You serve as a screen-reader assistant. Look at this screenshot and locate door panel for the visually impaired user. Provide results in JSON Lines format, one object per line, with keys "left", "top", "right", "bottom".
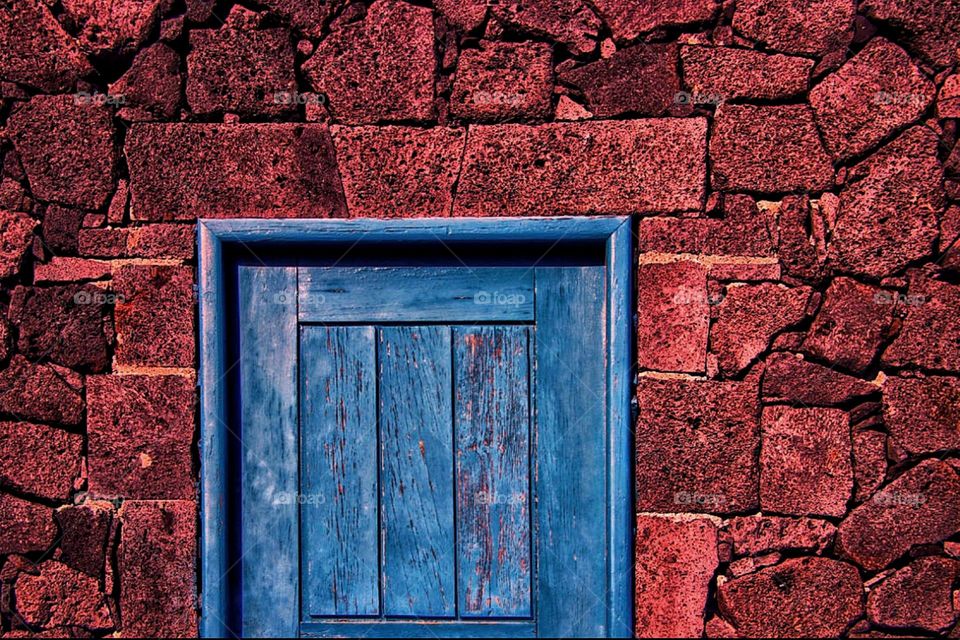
{"left": 454, "top": 326, "right": 532, "bottom": 618}
{"left": 535, "top": 267, "right": 608, "bottom": 638}
{"left": 300, "top": 326, "right": 379, "bottom": 617}
{"left": 223, "top": 254, "right": 629, "bottom": 638}
{"left": 378, "top": 326, "right": 456, "bottom": 617}
{"left": 237, "top": 265, "right": 300, "bottom": 638}
{"left": 298, "top": 267, "right": 534, "bottom": 322}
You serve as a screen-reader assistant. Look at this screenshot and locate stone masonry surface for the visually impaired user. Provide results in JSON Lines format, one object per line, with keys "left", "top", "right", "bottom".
{"left": 1, "top": 0, "right": 959, "bottom": 636}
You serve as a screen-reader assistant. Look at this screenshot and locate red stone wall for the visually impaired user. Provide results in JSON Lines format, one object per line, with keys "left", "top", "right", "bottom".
{"left": 1, "top": 0, "right": 959, "bottom": 637}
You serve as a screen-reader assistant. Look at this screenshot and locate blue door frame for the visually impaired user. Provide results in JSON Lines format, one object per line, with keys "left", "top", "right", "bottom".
{"left": 197, "top": 217, "right": 635, "bottom": 638}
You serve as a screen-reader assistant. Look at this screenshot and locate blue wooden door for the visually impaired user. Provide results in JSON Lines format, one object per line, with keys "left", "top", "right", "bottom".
{"left": 232, "top": 264, "right": 623, "bottom": 638}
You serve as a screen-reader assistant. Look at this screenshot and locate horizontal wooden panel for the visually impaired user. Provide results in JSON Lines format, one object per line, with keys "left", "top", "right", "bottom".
{"left": 298, "top": 267, "right": 533, "bottom": 322}
{"left": 300, "top": 621, "right": 536, "bottom": 638}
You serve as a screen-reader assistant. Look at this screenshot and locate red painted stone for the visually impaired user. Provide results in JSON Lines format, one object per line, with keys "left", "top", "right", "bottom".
{"left": 727, "top": 515, "right": 836, "bottom": 557}
{"left": 637, "top": 261, "right": 709, "bottom": 373}
{"left": 867, "top": 556, "right": 960, "bottom": 632}
{"left": 60, "top": 0, "right": 162, "bottom": 57}
{"left": 41, "top": 206, "right": 85, "bottom": 256}
{"left": 77, "top": 227, "right": 127, "bottom": 258}
{"left": 493, "top": 0, "right": 601, "bottom": 57}
{"left": 852, "top": 430, "right": 887, "bottom": 502}
{"left": 435, "top": 0, "right": 486, "bottom": 32}
{"left": 113, "top": 264, "right": 194, "bottom": 367}
{"left": 0, "top": 356, "right": 84, "bottom": 426}
{"left": 7, "top": 96, "right": 117, "bottom": 210}
{"left": 54, "top": 502, "right": 113, "bottom": 579}
{"left": 454, "top": 119, "right": 707, "bottom": 216}
{"left": 257, "top": 0, "right": 342, "bottom": 38}
{"left": 717, "top": 557, "right": 864, "bottom": 637}
{"left": 558, "top": 43, "right": 679, "bottom": 117}
{"left": 33, "top": 258, "right": 110, "bottom": 284}
{"left": 710, "top": 104, "right": 834, "bottom": 193}
{"left": 0, "top": 422, "right": 81, "bottom": 501}
{"left": 87, "top": 374, "right": 195, "bottom": 500}
{"left": 810, "top": 38, "right": 935, "bottom": 161}
{"left": 187, "top": 28, "right": 296, "bottom": 117}
{"left": 778, "top": 195, "right": 830, "bottom": 284}
{"left": 9, "top": 284, "right": 111, "bottom": 372}
{"left": 733, "top": 0, "right": 855, "bottom": 55}
{"left": 118, "top": 501, "right": 197, "bottom": 637}
{"left": 829, "top": 127, "right": 943, "bottom": 279}
{"left": 762, "top": 352, "right": 877, "bottom": 406}
{"left": 861, "top": 0, "right": 960, "bottom": 67}
{"left": 0, "top": 209, "right": 37, "bottom": 279}
{"left": 883, "top": 376, "right": 960, "bottom": 455}
{"left": 0, "top": 0, "right": 93, "bottom": 92}
{"left": 14, "top": 560, "right": 113, "bottom": 630}
{"left": 635, "top": 515, "right": 718, "bottom": 638}
{"left": 638, "top": 195, "right": 776, "bottom": 257}
{"left": 593, "top": 0, "right": 719, "bottom": 45}
{"left": 126, "top": 124, "right": 347, "bottom": 220}
{"left": 681, "top": 46, "right": 813, "bottom": 101}
{"left": 940, "top": 75, "right": 960, "bottom": 119}
{"left": 838, "top": 460, "right": 960, "bottom": 570}
{"left": 883, "top": 269, "right": 960, "bottom": 370}
{"left": 712, "top": 283, "right": 812, "bottom": 376}
{"left": 109, "top": 43, "right": 182, "bottom": 121}
{"left": 760, "top": 406, "right": 853, "bottom": 518}
{"left": 303, "top": 1, "right": 435, "bottom": 124}
{"left": 332, "top": 126, "right": 465, "bottom": 218}
{"left": 636, "top": 377, "right": 760, "bottom": 514}
{"left": 451, "top": 42, "right": 553, "bottom": 121}
{"left": 802, "top": 277, "right": 895, "bottom": 374}
{"left": 0, "top": 494, "right": 56, "bottom": 555}
{"left": 127, "top": 224, "right": 195, "bottom": 259}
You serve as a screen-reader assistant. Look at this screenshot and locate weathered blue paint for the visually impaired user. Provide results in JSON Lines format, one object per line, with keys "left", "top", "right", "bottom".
{"left": 300, "top": 620, "right": 536, "bottom": 638}
{"left": 237, "top": 265, "right": 300, "bottom": 638}
{"left": 454, "top": 326, "right": 532, "bottom": 618}
{"left": 379, "top": 326, "right": 456, "bottom": 617}
{"left": 197, "top": 217, "right": 635, "bottom": 639}
{"left": 299, "top": 267, "right": 534, "bottom": 322}
{"left": 535, "top": 267, "right": 608, "bottom": 638}
{"left": 300, "top": 326, "right": 380, "bottom": 617}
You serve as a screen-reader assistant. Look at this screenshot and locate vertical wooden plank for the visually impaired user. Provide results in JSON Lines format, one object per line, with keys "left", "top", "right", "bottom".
{"left": 238, "top": 265, "right": 299, "bottom": 637}
{"left": 300, "top": 326, "right": 379, "bottom": 617}
{"left": 379, "top": 326, "right": 456, "bottom": 617}
{"left": 198, "top": 223, "right": 228, "bottom": 638}
{"left": 454, "top": 326, "right": 532, "bottom": 618}
{"left": 606, "top": 222, "right": 635, "bottom": 638}
{"left": 535, "top": 267, "right": 608, "bottom": 638}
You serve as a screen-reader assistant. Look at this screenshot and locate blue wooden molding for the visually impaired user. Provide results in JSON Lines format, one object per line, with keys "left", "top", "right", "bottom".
{"left": 197, "top": 217, "right": 634, "bottom": 639}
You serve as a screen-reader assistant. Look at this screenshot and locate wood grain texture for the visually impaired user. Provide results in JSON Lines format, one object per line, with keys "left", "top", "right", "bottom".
{"left": 379, "top": 326, "right": 456, "bottom": 617}
{"left": 300, "top": 620, "right": 536, "bottom": 637}
{"left": 300, "top": 326, "right": 379, "bottom": 617}
{"left": 534, "top": 266, "right": 608, "bottom": 638}
{"left": 237, "top": 265, "right": 300, "bottom": 637}
{"left": 299, "top": 267, "right": 534, "bottom": 322}
{"left": 454, "top": 326, "right": 532, "bottom": 618}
